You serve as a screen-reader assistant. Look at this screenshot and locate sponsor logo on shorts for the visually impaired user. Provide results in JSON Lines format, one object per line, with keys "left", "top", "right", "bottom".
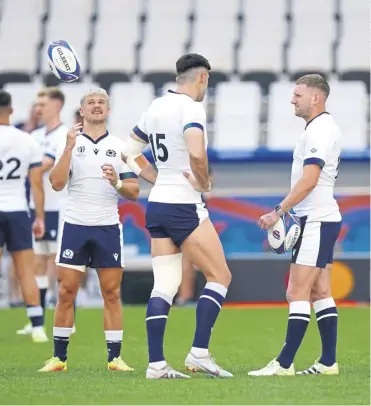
{"left": 311, "top": 148, "right": 317, "bottom": 153}
{"left": 273, "top": 230, "right": 280, "bottom": 240}
{"left": 62, "top": 249, "right": 74, "bottom": 259}
{"left": 113, "top": 253, "right": 118, "bottom": 261}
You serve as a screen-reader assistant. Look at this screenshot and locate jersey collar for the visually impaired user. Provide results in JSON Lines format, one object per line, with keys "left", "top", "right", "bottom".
{"left": 46, "top": 123, "right": 64, "bottom": 136}
{"left": 305, "top": 112, "right": 329, "bottom": 130}
{"left": 167, "top": 89, "right": 194, "bottom": 100}
{"left": 82, "top": 131, "right": 109, "bottom": 144}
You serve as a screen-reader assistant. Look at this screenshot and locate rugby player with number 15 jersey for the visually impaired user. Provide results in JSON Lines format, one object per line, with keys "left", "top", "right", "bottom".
{"left": 122, "top": 54, "right": 233, "bottom": 379}
{"left": 250, "top": 74, "right": 342, "bottom": 376}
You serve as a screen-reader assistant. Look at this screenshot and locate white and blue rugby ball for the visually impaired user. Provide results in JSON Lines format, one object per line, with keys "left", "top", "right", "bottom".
{"left": 47, "top": 40, "right": 81, "bottom": 82}
{"left": 268, "top": 213, "right": 301, "bottom": 254}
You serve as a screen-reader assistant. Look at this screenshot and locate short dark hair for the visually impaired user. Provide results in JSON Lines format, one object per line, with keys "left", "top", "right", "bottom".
{"left": 37, "top": 86, "right": 65, "bottom": 105}
{"left": 0, "top": 90, "right": 11, "bottom": 107}
{"left": 176, "top": 53, "right": 211, "bottom": 75}
{"left": 296, "top": 74, "right": 330, "bottom": 98}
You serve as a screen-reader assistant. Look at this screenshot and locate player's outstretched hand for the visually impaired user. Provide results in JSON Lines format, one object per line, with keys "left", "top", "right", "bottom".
{"left": 65, "top": 123, "right": 83, "bottom": 151}
{"left": 183, "top": 172, "right": 211, "bottom": 192}
{"left": 258, "top": 210, "right": 280, "bottom": 230}
{"left": 32, "top": 217, "right": 45, "bottom": 240}
{"left": 102, "top": 163, "right": 118, "bottom": 186}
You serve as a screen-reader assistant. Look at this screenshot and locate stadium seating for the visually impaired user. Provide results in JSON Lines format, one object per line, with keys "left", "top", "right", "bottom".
{"left": 0, "top": 0, "right": 46, "bottom": 85}
{"left": 0, "top": 0, "right": 368, "bottom": 153}
{"left": 326, "top": 81, "right": 369, "bottom": 151}
{"left": 287, "top": 0, "right": 336, "bottom": 79}
{"left": 91, "top": 0, "right": 144, "bottom": 90}
{"left": 189, "top": 0, "right": 241, "bottom": 86}
{"left": 239, "top": 0, "right": 287, "bottom": 93}
{"left": 42, "top": 0, "right": 95, "bottom": 85}
{"left": 213, "top": 82, "right": 261, "bottom": 151}
{"left": 3, "top": 82, "right": 42, "bottom": 125}
{"left": 109, "top": 82, "right": 155, "bottom": 139}
{"left": 338, "top": 0, "right": 370, "bottom": 91}
{"left": 140, "top": 0, "right": 192, "bottom": 89}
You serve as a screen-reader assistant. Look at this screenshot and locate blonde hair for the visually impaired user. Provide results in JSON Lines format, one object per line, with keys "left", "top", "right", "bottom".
{"left": 37, "top": 86, "right": 65, "bottom": 105}
{"left": 80, "top": 88, "right": 109, "bottom": 106}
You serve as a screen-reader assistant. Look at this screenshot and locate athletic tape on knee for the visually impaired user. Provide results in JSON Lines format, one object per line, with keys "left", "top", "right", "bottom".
{"left": 151, "top": 253, "right": 183, "bottom": 302}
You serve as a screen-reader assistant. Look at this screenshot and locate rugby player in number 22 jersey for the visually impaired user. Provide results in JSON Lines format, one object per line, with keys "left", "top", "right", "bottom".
{"left": 0, "top": 90, "right": 48, "bottom": 343}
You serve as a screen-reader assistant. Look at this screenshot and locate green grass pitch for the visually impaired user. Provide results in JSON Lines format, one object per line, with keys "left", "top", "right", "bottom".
{"left": 0, "top": 307, "right": 369, "bottom": 404}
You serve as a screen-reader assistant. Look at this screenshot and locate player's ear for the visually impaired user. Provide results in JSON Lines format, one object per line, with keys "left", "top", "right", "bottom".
{"left": 8, "top": 106, "right": 13, "bottom": 115}
{"left": 79, "top": 107, "right": 84, "bottom": 117}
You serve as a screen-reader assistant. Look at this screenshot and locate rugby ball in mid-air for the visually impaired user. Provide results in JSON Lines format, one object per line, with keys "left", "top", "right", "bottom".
{"left": 268, "top": 213, "right": 301, "bottom": 254}
{"left": 47, "top": 40, "right": 80, "bottom": 83}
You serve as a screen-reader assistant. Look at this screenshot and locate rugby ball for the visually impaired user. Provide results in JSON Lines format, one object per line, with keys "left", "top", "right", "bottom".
{"left": 268, "top": 213, "right": 301, "bottom": 254}
{"left": 47, "top": 40, "right": 81, "bottom": 82}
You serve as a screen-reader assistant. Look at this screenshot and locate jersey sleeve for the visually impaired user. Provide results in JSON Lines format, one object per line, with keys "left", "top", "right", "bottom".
{"left": 29, "top": 137, "right": 43, "bottom": 169}
{"left": 303, "top": 123, "right": 333, "bottom": 169}
{"left": 182, "top": 101, "right": 206, "bottom": 133}
{"left": 132, "top": 112, "right": 149, "bottom": 143}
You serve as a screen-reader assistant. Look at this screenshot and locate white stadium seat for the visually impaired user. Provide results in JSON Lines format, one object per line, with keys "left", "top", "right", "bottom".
{"left": 337, "top": 0, "right": 369, "bottom": 72}
{"left": 92, "top": 0, "right": 144, "bottom": 74}
{"left": 41, "top": 0, "right": 94, "bottom": 76}
{"left": 140, "top": 0, "right": 191, "bottom": 73}
{"left": 109, "top": 83, "right": 155, "bottom": 140}
{"left": 267, "top": 81, "right": 304, "bottom": 150}
{"left": 239, "top": 0, "right": 287, "bottom": 73}
{"left": 4, "top": 83, "right": 42, "bottom": 124}
{"left": 288, "top": 0, "right": 336, "bottom": 74}
{"left": 0, "top": 0, "right": 45, "bottom": 74}
{"left": 189, "top": 0, "right": 240, "bottom": 73}
{"left": 326, "top": 81, "right": 368, "bottom": 151}
{"left": 59, "top": 82, "right": 98, "bottom": 127}
{"left": 213, "top": 82, "right": 261, "bottom": 151}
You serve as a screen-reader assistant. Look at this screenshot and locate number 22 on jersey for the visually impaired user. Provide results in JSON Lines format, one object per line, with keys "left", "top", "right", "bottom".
{"left": 0, "top": 158, "right": 21, "bottom": 180}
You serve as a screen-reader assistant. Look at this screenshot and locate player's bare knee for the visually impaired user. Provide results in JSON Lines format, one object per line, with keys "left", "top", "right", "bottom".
{"left": 286, "top": 285, "right": 311, "bottom": 302}
{"left": 310, "top": 287, "right": 331, "bottom": 303}
{"left": 151, "top": 253, "right": 183, "bottom": 304}
{"left": 58, "top": 281, "right": 78, "bottom": 304}
{"left": 102, "top": 287, "right": 121, "bottom": 305}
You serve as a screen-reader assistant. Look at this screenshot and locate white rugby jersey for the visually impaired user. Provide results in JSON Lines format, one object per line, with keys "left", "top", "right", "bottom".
{"left": 29, "top": 124, "right": 68, "bottom": 212}
{"left": 291, "top": 112, "right": 342, "bottom": 221}
{"left": 0, "top": 125, "right": 42, "bottom": 212}
{"left": 55, "top": 132, "right": 137, "bottom": 226}
{"left": 133, "top": 90, "right": 207, "bottom": 204}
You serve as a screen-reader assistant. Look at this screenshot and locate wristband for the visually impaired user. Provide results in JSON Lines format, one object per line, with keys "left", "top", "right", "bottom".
{"left": 114, "top": 179, "right": 123, "bottom": 191}
{"left": 275, "top": 204, "right": 285, "bottom": 217}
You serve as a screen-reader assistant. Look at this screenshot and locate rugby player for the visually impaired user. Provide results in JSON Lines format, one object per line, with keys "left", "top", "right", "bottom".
{"left": 249, "top": 74, "right": 342, "bottom": 376}
{"left": 17, "top": 87, "right": 68, "bottom": 336}
{"left": 0, "top": 90, "right": 47, "bottom": 343}
{"left": 122, "top": 54, "right": 233, "bottom": 379}
{"left": 38, "top": 88, "right": 147, "bottom": 372}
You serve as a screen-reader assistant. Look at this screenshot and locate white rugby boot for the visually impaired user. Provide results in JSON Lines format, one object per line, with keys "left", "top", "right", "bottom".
{"left": 16, "top": 322, "right": 32, "bottom": 335}
{"left": 185, "top": 352, "right": 233, "bottom": 378}
{"left": 297, "top": 359, "right": 339, "bottom": 375}
{"left": 146, "top": 364, "right": 190, "bottom": 379}
{"left": 248, "top": 359, "right": 295, "bottom": 376}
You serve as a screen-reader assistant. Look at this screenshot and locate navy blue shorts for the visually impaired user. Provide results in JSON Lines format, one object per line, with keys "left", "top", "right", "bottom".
{"left": 30, "top": 210, "right": 59, "bottom": 241}
{"left": 56, "top": 222, "right": 124, "bottom": 269}
{"left": 146, "top": 202, "right": 209, "bottom": 248}
{"left": 0, "top": 211, "right": 33, "bottom": 252}
{"left": 292, "top": 216, "right": 342, "bottom": 268}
